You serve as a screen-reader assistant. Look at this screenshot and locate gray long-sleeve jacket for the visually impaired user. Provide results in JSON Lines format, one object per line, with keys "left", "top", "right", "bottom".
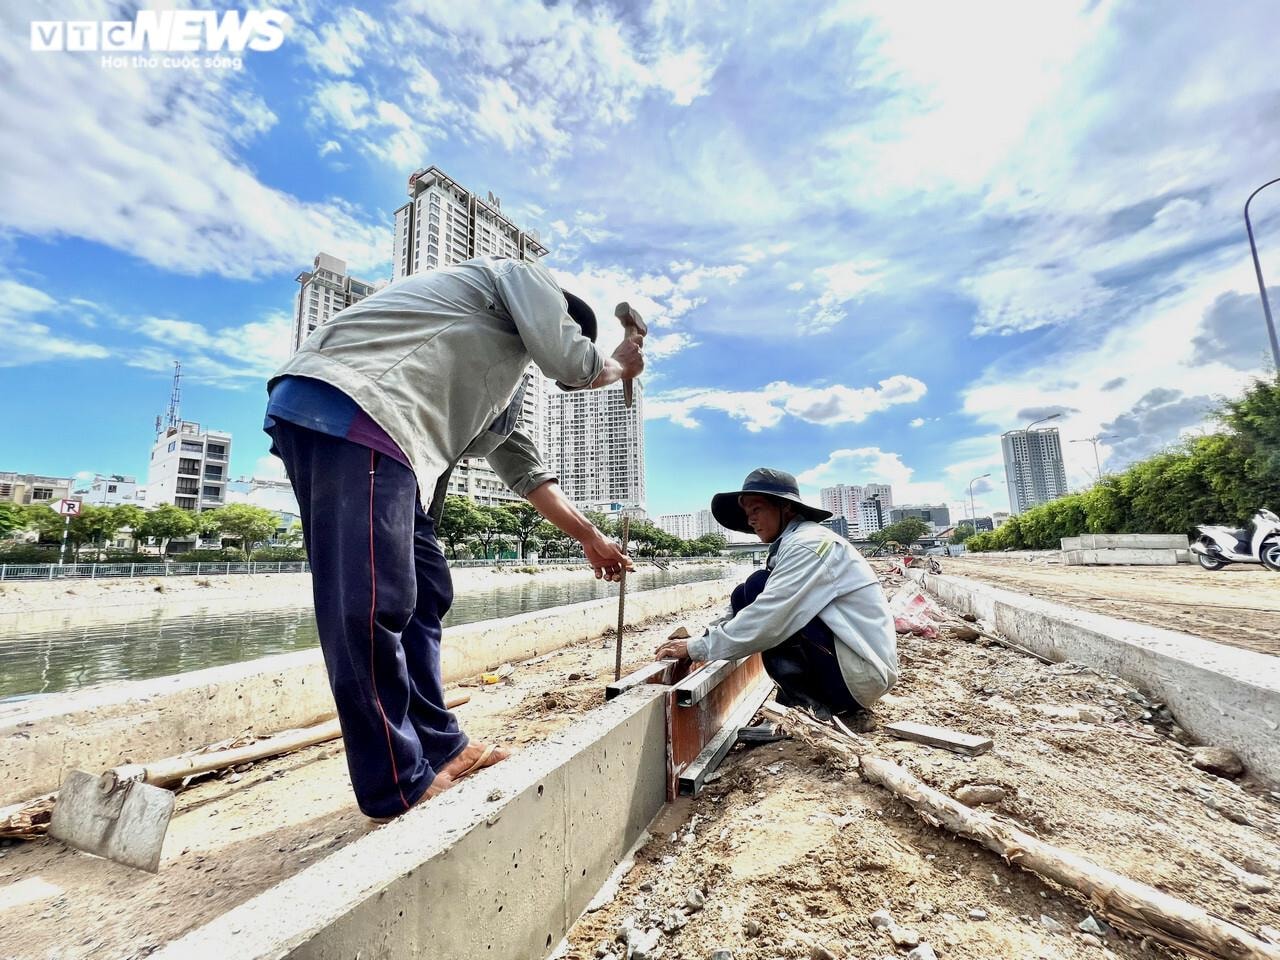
{"left": 687, "top": 519, "right": 899, "bottom": 707}
{"left": 270, "top": 257, "right": 604, "bottom": 509}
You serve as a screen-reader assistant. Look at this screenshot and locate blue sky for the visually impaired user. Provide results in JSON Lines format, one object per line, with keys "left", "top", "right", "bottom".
{"left": 2, "top": 1, "right": 1278, "bottom": 522}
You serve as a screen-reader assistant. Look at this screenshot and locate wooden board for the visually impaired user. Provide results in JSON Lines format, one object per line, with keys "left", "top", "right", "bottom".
{"left": 884, "top": 720, "right": 993, "bottom": 756}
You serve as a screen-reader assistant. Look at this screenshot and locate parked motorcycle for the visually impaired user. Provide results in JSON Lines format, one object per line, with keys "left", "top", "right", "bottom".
{"left": 1190, "top": 508, "right": 1280, "bottom": 571}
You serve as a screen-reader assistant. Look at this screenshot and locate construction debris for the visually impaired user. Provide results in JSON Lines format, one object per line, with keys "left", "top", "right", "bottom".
{"left": 883, "top": 720, "right": 993, "bottom": 756}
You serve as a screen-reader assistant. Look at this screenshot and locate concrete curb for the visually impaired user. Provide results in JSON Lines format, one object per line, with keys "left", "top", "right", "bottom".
{"left": 0, "top": 579, "right": 729, "bottom": 805}
{"left": 151, "top": 685, "right": 670, "bottom": 960}
{"left": 914, "top": 571, "right": 1280, "bottom": 785}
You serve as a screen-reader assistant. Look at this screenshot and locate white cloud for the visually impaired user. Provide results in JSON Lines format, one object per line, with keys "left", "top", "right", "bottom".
{"left": 297, "top": 8, "right": 379, "bottom": 76}
{"left": 966, "top": 263, "right": 1111, "bottom": 336}
{"left": 0, "top": 280, "right": 110, "bottom": 368}
{"left": 799, "top": 259, "right": 887, "bottom": 334}
{"left": 647, "top": 375, "right": 927, "bottom": 432}
{"left": 130, "top": 310, "right": 294, "bottom": 387}
{"left": 0, "top": 4, "right": 389, "bottom": 280}
{"left": 319, "top": 140, "right": 342, "bottom": 156}
{"left": 909, "top": 417, "right": 925, "bottom": 428}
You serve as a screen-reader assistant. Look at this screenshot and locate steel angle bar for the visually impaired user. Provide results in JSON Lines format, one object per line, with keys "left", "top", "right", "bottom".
{"left": 677, "top": 673, "right": 775, "bottom": 796}
{"left": 673, "top": 657, "right": 749, "bottom": 706}
{"left": 605, "top": 659, "right": 680, "bottom": 701}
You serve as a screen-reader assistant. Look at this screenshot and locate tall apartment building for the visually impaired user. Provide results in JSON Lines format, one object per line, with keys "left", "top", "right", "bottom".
{"left": 545, "top": 382, "right": 645, "bottom": 512}
{"left": 1002, "top": 426, "right": 1069, "bottom": 514}
{"left": 819, "top": 482, "right": 894, "bottom": 536}
{"left": 0, "top": 472, "right": 72, "bottom": 506}
{"left": 819, "top": 483, "right": 863, "bottom": 522}
{"left": 655, "top": 512, "right": 696, "bottom": 541}
{"left": 146, "top": 421, "right": 231, "bottom": 512}
{"left": 74, "top": 474, "right": 144, "bottom": 507}
{"left": 292, "top": 252, "right": 376, "bottom": 352}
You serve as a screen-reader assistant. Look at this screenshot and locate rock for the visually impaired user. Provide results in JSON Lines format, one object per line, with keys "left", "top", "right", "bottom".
{"left": 639, "top": 881, "right": 654, "bottom": 892}
{"left": 1078, "top": 915, "right": 1110, "bottom": 936}
{"left": 914, "top": 901, "right": 937, "bottom": 918}
{"left": 968, "top": 908, "right": 989, "bottom": 921}
{"left": 685, "top": 887, "right": 706, "bottom": 912}
{"left": 744, "top": 919, "right": 762, "bottom": 938}
{"left": 962, "top": 613, "right": 978, "bottom": 622}
{"left": 616, "top": 919, "right": 635, "bottom": 944}
{"left": 950, "top": 625, "right": 982, "bottom": 642}
{"left": 1079, "top": 933, "right": 1104, "bottom": 948}
{"left": 1040, "top": 915, "right": 1065, "bottom": 934}
{"left": 906, "top": 947, "right": 938, "bottom": 960}
{"left": 809, "top": 947, "right": 836, "bottom": 960}
{"left": 661, "top": 909, "right": 688, "bottom": 935}
{"left": 1076, "top": 707, "right": 1105, "bottom": 724}
{"left": 709, "top": 951, "right": 734, "bottom": 960}
{"left": 954, "top": 784, "right": 1007, "bottom": 806}
{"left": 629, "top": 928, "right": 662, "bottom": 960}
{"left": 1192, "top": 746, "right": 1244, "bottom": 779}
{"left": 595, "top": 942, "right": 613, "bottom": 958}
{"left": 890, "top": 926, "right": 921, "bottom": 948}
{"left": 868, "top": 909, "right": 894, "bottom": 929}
{"left": 1239, "top": 873, "right": 1273, "bottom": 894}
{"left": 1240, "top": 855, "right": 1273, "bottom": 877}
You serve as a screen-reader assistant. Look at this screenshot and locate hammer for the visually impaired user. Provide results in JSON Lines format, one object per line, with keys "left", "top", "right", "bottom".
{"left": 613, "top": 302, "right": 647, "bottom": 407}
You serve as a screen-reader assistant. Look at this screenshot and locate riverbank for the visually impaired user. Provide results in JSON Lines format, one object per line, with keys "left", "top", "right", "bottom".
{"left": 0, "top": 560, "right": 740, "bottom": 627}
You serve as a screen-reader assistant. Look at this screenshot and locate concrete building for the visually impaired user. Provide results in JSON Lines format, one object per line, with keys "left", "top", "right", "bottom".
{"left": 820, "top": 516, "right": 854, "bottom": 540}
{"left": 546, "top": 383, "right": 645, "bottom": 513}
{"left": 864, "top": 483, "right": 893, "bottom": 510}
{"left": 0, "top": 472, "right": 72, "bottom": 506}
{"left": 392, "top": 166, "right": 547, "bottom": 281}
{"left": 992, "top": 511, "right": 1011, "bottom": 528}
{"left": 890, "top": 504, "right": 951, "bottom": 530}
{"left": 385, "top": 164, "right": 559, "bottom": 506}
{"left": 819, "top": 484, "right": 863, "bottom": 522}
{"left": 859, "top": 496, "right": 888, "bottom": 534}
{"left": 74, "top": 474, "right": 144, "bottom": 507}
{"left": 1002, "top": 426, "right": 1069, "bottom": 514}
{"left": 292, "top": 252, "right": 376, "bottom": 353}
{"left": 655, "top": 513, "right": 697, "bottom": 541}
{"left": 820, "top": 482, "right": 894, "bottom": 536}
{"left": 146, "top": 421, "right": 231, "bottom": 512}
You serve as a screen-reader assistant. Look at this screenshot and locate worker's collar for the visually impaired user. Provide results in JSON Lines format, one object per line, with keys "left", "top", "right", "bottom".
{"left": 765, "top": 517, "right": 804, "bottom": 568}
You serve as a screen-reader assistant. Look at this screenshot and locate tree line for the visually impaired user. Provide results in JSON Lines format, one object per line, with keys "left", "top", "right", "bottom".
{"left": 967, "top": 378, "right": 1280, "bottom": 552}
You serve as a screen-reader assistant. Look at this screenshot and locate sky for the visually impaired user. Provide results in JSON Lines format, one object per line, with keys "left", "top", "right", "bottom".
{"left": 2, "top": 0, "right": 1279, "bottom": 524}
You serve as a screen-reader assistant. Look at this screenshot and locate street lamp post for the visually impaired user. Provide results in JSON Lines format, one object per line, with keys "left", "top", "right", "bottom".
{"left": 1070, "top": 434, "right": 1119, "bottom": 481}
{"left": 1008, "top": 413, "right": 1062, "bottom": 514}
{"left": 969, "top": 473, "right": 991, "bottom": 536}
{"left": 1244, "top": 177, "right": 1280, "bottom": 372}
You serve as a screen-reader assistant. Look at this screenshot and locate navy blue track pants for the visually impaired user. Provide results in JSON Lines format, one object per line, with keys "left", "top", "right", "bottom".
{"left": 269, "top": 420, "right": 467, "bottom": 818}
{"left": 731, "top": 569, "right": 863, "bottom": 716}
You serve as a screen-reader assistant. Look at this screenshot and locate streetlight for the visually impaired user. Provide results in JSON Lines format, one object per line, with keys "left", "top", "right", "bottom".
{"left": 969, "top": 473, "right": 991, "bottom": 535}
{"left": 1070, "top": 434, "right": 1119, "bottom": 481}
{"left": 1244, "top": 177, "right": 1280, "bottom": 372}
{"left": 1007, "top": 413, "right": 1062, "bottom": 514}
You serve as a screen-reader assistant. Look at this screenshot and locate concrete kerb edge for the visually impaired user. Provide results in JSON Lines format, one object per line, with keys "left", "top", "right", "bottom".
{"left": 911, "top": 570, "right": 1280, "bottom": 785}
{"left": 0, "top": 579, "right": 730, "bottom": 805}
{"left": 151, "top": 684, "right": 671, "bottom": 960}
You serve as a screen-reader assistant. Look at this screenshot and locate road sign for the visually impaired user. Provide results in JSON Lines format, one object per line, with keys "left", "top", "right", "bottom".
{"left": 56, "top": 499, "right": 81, "bottom": 517}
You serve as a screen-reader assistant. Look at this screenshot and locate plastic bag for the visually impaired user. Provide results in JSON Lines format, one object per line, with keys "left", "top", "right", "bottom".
{"left": 888, "top": 583, "right": 946, "bottom": 638}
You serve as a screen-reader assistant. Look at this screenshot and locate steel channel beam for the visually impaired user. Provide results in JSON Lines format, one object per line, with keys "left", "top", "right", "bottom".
{"left": 666, "top": 653, "right": 768, "bottom": 799}
{"left": 672, "top": 657, "right": 748, "bottom": 706}
{"left": 677, "top": 673, "right": 775, "bottom": 796}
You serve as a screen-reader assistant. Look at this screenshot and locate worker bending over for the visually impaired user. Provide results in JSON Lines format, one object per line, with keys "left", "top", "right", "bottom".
{"left": 656, "top": 468, "right": 898, "bottom": 726}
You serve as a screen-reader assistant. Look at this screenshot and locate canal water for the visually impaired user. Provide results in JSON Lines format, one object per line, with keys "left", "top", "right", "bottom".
{"left": 0, "top": 566, "right": 744, "bottom": 702}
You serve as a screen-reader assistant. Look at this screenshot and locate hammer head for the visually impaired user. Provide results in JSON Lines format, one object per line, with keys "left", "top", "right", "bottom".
{"left": 614, "top": 302, "right": 648, "bottom": 338}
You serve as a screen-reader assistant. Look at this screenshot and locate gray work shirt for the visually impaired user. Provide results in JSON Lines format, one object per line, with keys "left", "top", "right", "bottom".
{"left": 687, "top": 519, "right": 899, "bottom": 707}
{"left": 270, "top": 257, "right": 604, "bottom": 509}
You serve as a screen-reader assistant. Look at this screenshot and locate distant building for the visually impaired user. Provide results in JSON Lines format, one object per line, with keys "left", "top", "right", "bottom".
{"left": 0, "top": 472, "right": 72, "bottom": 506}
{"left": 1002, "top": 426, "right": 1069, "bottom": 514}
{"left": 974, "top": 516, "right": 994, "bottom": 532}
{"left": 891, "top": 504, "right": 951, "bottom": 530}
{"left": 146, "top": 421, "right": 231, "bottom": 512}
{"left": 992, "top": 511, "right": 1010, "bottom": 528}
{"left": 820, "top": 516, "right": 854, "bottom": 540}
{"left": 291, "top": 252, "right": 376, "bottom": 353}
{"left": 655, "top": 513, "right": 697, "bottom": 541}
{"left": 820, "top": 482, "right": 894, "bottom": 537}
{"left": 75, "top": 474, "right": 143, "bottom": 507}
{"left": 546, "top": 383, "right": 645, "bottom": 513}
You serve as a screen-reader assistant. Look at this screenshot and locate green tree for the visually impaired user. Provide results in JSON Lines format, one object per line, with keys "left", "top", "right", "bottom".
{"left": 872, "top": 518, "right": 930, "bottom": 546}
{"left": 138, "top": 504, "right": 196, "bottom": 556}
{"left": 438, "top": 496, "right": 482, "bottom": 559}
{"left": 473, "top": 505, "right": 516, "bottom": 559}
{"left": 582, "top": 510, "right": 616, "bottom": 538}
{"left": 207, "top": 504, "right": 280, "bottom": 560}
{"left": 23, "top": 505, "right": 65, "bottom": 543}
{"left": 502, "top": 502, "right": 544, "bottom": 559}
{"left": 689, "top": 532, "right": 728, "bottom": 556}
{"left": 0, "top": 502, "right": 25, "bottom": 538}
{"left": 950, "top": 523, "right": 975, "bottom": 545}
{"left": 535, "top": 520, "right": 572, "bottom": 558}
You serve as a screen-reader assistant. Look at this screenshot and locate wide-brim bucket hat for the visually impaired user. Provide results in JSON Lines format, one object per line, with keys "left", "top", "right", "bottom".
{"left": 710, "top": 467, "right": 833, "bottom": 534}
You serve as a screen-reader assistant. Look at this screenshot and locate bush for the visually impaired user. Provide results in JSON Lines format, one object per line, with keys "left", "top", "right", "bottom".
{"left": 250, "top": 547, "right": 307, "bottom": 562}
{"left": 0, "top": 545, "right": 62, "bottom": 564}
{"left": 169, "top": 548, "right": 244, "bottom": 562}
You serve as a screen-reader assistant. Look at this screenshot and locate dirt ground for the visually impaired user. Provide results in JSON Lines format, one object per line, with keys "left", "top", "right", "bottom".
{"left": 4, "top": 575, "right": 1279, "bottom": 960}
{"left": 0, "top": 600, "right": 725, "bottom": 960}
{"left": 937, "top": 554, "right": 1280, "bottom": 657}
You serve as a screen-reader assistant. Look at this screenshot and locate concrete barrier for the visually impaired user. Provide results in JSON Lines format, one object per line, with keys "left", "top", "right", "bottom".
{"left": 0, "top": 579, "right": 731, "bottom": 805}
{"left": 151, "top": 685, "right": 669, "bottom": 960}
{"left": 1063, "top": 548, "right": 1181, "bottom": 566}
{"left": 915, "top": 571, "right": 1280, "bottom": 785}
{"left": 1060, "top": 534, "right": 1189, "bottom": 550}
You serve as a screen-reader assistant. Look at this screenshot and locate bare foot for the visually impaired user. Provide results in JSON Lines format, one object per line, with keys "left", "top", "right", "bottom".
{"left": 440, "top": 741, "right": 510, "bottom": 781}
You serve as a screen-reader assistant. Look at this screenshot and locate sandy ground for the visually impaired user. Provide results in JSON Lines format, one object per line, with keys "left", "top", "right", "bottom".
{"left": 0, "top": 600, "right": 726, "bottom": 960}
{"left": 4, "top": 575, "right": 1279, "bottom": 960}
{"left": 560, "top": 582, "right": 1280, "bottom": 960}
{"left": 937, "top": 555, "right": 1280, "bottom": 656}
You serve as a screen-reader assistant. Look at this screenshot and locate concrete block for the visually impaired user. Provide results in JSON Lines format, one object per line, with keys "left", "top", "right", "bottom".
{"left": 1063, "top": 548, "right": 1181, "bottom": 566}
{"left": 0, "top": 580, "right": 730, "bottom": 805}
{"left": 1059, "top": 534, "right": 1188, "bottom": 550}
{"left": 915, "top": 571, "right": 1280, "bottom": 786}
{"left": 151, "top": 685, "right": 670, "bottom": 960}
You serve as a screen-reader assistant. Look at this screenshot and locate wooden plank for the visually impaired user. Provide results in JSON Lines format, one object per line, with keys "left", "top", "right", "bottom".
{"left": 884, "top": 720, "right": 992, "bottom": 756}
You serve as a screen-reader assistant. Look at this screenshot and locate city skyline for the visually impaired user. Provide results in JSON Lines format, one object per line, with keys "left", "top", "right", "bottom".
{"left": 2, "top": 3, "right": 1276, "bottom": 525}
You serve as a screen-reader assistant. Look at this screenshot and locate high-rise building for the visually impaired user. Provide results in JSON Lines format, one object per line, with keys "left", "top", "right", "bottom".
{"left": 655, "top": 512, "right": 697, "bottom": 541}
{"left": 819, "top": 482, "right": 894, "bottom": 536}
{"left": 0, "top": 472, "right": 72, "bottom": 506}
{"left": 1002, "top": 427, "right": 1069, "bottom": 514}
{"left": 820, "top": 483, "right": 863, "bottom": 522}
{"left": 393, "top": 166, "right": 547, "bottom": 280}
{"left": 292, "top": 252, "right": 376, "bottom": 352}
{"left": 147, "top": 421, "right": 231, "bottom": 512}
{"left": 546, "top": 383, "right": 645, "bottom": 512}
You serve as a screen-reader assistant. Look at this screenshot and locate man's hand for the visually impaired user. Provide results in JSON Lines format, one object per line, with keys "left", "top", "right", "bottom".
{"left": 589, "top": 339, "right": 645, "bottom": 388}
{"left": 654, "top": 639, "right": 690, "bottom": 661}
{"left": 583, "top": 530, "right": 635, "bottom": 583}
